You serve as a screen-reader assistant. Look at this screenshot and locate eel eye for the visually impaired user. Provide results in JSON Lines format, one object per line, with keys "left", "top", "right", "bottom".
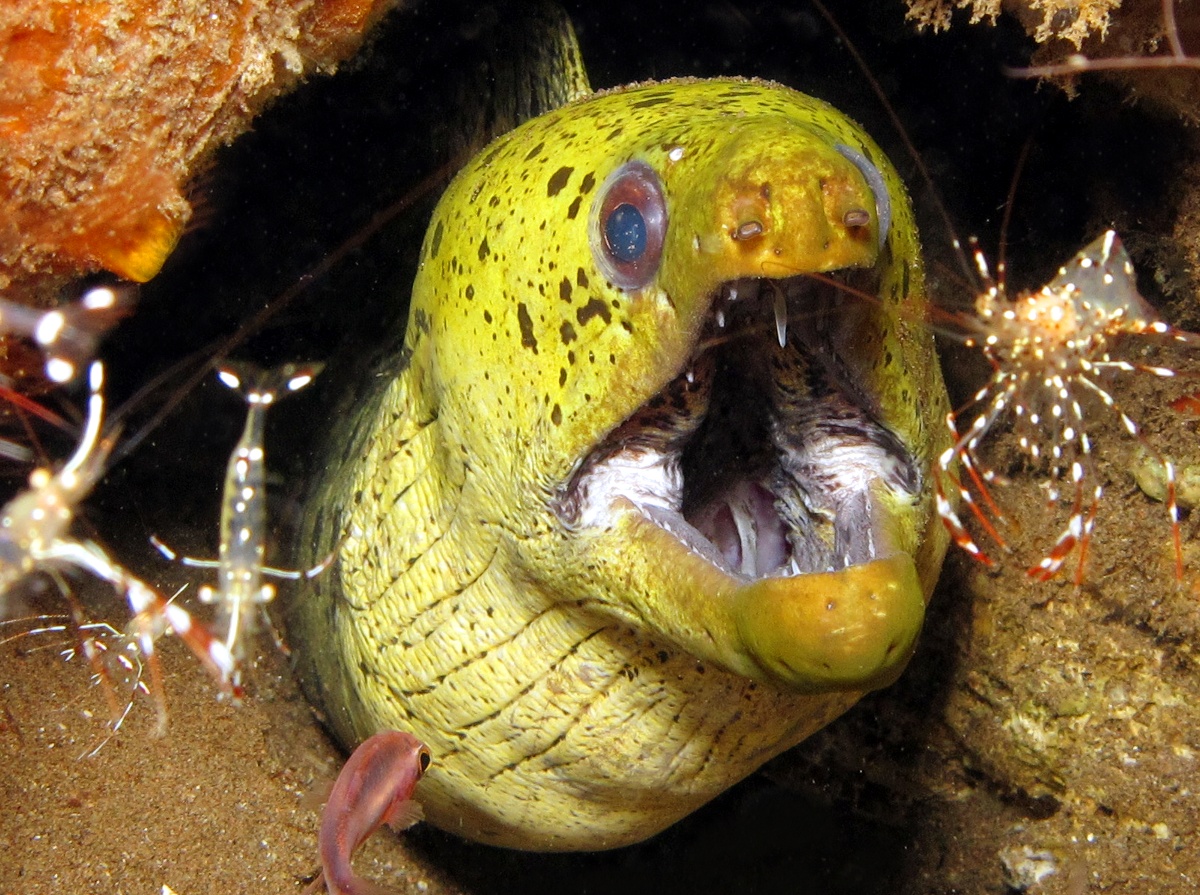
{"left": 417, "top": 747, "right": 432, "bottom": 775}
{"left": 606, "top": 204, "right": 646, "bottom": 262}
{"left": 592, "top": 160, "right": 667, "bottom": 291}
{"left": 835, "top": 143, "right": 891, "bottom": 248}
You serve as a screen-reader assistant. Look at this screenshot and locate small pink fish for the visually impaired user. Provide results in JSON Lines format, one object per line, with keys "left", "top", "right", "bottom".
{"left": 305, "top": 730, "right": 432, "bottom": 895}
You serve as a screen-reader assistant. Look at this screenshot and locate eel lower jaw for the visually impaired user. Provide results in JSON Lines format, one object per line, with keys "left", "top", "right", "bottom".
{"left": 554, "top": 273, "right": 927, "bottom": 694}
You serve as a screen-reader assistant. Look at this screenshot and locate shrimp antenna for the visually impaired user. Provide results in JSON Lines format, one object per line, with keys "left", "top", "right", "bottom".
{"left": 996, "top": 134, "right": 1034, "bottom": 283}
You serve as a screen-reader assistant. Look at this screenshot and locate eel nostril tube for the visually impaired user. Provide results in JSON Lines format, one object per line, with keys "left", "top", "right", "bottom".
{"left": 843, "top": 208, "right": 871, "bottom": 228}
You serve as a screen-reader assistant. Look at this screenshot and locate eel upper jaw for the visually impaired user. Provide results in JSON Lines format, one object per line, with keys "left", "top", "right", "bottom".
{"left": 553, "top": 270, "right": 928, "bottom": 694}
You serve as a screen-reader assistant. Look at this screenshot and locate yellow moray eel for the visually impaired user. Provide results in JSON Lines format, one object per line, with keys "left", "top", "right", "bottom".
{"left": 292, "top": 74, "right": 950, "bottom": 850}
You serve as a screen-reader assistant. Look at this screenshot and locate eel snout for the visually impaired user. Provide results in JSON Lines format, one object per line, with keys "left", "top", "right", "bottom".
{"left": 557, "top": 264, "right": 927, "bottom": 693}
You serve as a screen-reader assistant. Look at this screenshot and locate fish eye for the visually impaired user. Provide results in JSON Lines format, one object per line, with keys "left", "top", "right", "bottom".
{"left": 834, "top": 143, "right": 891, "bottom": 248}
{"left": 605, "top": 203, "right": 646, "bottom": 262}
{"left": 592, "top": 160, "right": 667, "bottom": 291}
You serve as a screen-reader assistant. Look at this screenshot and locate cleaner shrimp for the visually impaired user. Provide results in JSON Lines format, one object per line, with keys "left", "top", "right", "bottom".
{"left": 153, "top": 361, "right": 326, "bottom": 687}
{"left": 0, "top": 283, "right": 135, "bottom": 385}
{"left": 933, "top": 230, "right": 1199, "bottom": 583}
{"left": 0, "top": 360, "right": 239, "bottom": 731}
{"left": 934, "top": 0, "right": 1200, "bottom": 582}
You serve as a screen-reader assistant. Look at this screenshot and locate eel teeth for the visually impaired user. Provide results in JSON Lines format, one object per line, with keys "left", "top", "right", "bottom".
{"left": 773, "top": 286, "right": 788, "bottom": 348}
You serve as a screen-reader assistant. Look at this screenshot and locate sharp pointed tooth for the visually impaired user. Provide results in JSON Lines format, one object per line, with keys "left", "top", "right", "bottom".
{"left": 716, "top": 309, "right": 726, "bottom": 329}
{"left": 773, "top": 288, "right": 788, "bottom": 347}
{"left": 728, "top": 284, "right": 738, "bottom": 302}
{"left": 685, "top": 368, "right": 694, "bottom": 384}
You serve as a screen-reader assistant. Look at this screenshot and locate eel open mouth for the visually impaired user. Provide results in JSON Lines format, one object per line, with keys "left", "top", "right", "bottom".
{"left": 556, "top": 270, "right": 921, "bottom": 587}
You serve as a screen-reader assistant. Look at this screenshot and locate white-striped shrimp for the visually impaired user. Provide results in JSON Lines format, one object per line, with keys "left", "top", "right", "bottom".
{"left": 153, "top": 361, "right": 326, "bottom": 686}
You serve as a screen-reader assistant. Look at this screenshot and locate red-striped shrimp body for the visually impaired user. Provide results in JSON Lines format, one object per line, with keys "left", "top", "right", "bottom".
{"left": 937, "top": 230, "right": 1198, "bottom": 581}
{"left": 0, "top": 361, "right": 238, "bottom": 728}
{"left": 306, "top": 730, "right": 432, "bottom": 895}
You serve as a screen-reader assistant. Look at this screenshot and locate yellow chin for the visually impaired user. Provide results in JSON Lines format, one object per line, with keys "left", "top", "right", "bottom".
{"left": 733, "top": 553, "right": 925, "bottom": 693}
{"left": 611, "top": 504, "right": 927, "bottom": 695}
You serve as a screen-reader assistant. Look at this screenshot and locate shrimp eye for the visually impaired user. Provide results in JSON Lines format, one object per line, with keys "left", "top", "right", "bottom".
{"left": 592, "top": 160, "right": 667, "bottom": 291}
{"left": 834, "top": 143, "right": 891, "bottom": 248}
{"left": 417, "top": 747, "right": 432, "bottom": 775}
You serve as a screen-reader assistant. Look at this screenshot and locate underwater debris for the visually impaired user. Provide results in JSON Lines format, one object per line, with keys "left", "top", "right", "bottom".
{"left": 908, "top": 0, "right": 1200, "bottom": 125}
{"left": 904, "top": 0, "right": 1121, "bottom": 47}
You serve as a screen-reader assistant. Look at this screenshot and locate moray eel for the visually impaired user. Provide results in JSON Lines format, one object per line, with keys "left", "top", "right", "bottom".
{"left": 292, "top": 69, "right": 951, "bottom": 850}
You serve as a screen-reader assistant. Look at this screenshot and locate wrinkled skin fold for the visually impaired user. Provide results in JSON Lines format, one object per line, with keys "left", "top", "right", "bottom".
{"left": 291, "top": 78, "right": 950, "bottom": 851}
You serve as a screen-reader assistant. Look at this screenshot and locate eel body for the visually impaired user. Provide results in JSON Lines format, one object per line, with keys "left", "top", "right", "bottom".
{"left": 292, "top": 75, "right": 950, "bottom": 851}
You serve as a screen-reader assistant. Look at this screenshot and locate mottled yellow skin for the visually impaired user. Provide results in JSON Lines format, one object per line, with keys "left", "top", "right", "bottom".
{"left": 293, "top": 78, "right": 950, "bottom": 851}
